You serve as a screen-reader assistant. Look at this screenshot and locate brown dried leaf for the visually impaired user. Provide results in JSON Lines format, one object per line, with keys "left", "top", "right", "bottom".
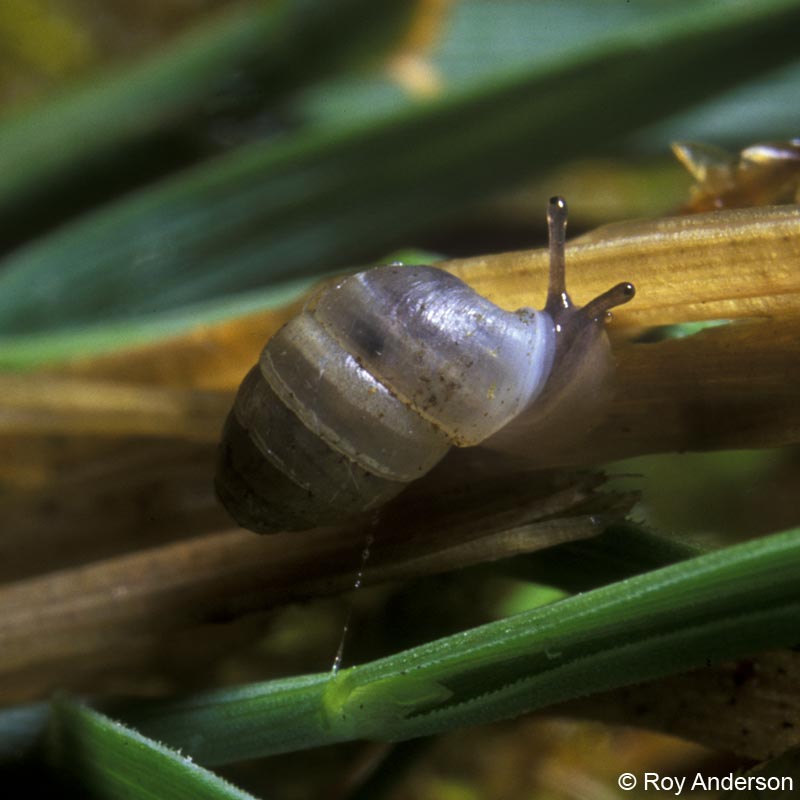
{"left": 0, "top": 470, "right": 628, "bottom": 703}
{"left": 557, "top": 650, "right": 800, "bottom": 761}
{"left": 57, "top": 205, "right": 800, "bottom": 392}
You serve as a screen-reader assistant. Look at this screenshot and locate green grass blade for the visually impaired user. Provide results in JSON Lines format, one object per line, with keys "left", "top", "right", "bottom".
{"left": 0, "top": 250, "right": 440, "bottom": 370}
{"left": 48, "top": 700, "right": 258, "bottom": 799}
{"left": 126, "top": 526, "right": 800, "bottom": 765}
{"left": 1, "top": 0, "right": 800, "bottom": 334}
{"left": 0, "top": 0, "right": 414, "bottom": 222}
{"left": 0, "top": 276, "right": 316, "bottom": 369}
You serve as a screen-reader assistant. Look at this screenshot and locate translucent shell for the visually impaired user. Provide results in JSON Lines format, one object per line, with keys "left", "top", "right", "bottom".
{"left": 217, "top": 265, "right": 557, "bottom": 531}
{"left": 220, "top": 369, "right": 405, "bottom": 531}
{"left": 260, "top": 307, "right": 453, "bottom": 482}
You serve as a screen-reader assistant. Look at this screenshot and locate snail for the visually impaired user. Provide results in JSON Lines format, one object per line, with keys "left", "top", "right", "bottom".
{"left": 215, "top": 197, "right": 635, "bottom": 533}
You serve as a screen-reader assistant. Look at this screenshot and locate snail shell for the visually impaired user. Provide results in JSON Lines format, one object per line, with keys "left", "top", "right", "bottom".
{"left": 216, "top": 198, "right": 634, "bottom": 532}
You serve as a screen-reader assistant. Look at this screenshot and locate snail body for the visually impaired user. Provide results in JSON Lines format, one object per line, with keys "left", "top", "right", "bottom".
{"left": 216, "top": 198, "right": 634, "bottom": 532}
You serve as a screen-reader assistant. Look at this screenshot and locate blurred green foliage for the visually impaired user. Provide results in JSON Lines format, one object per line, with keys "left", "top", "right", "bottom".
{"left": 1, "top": 0, "right": 800, "bottom": 360}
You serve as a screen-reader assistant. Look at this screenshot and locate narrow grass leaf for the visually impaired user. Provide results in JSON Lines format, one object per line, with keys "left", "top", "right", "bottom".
{"left": 0, "top": 0, "right": 415, "bottom": 229}
{"left": 48, "top": 699, "right": 257, "bottom": 799}
{"left": 127, "top": 526, "right": 800, "bottom": 765}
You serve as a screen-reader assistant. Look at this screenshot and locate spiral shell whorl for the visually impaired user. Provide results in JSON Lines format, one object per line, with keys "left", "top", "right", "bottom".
{"left": 217, "top": 368, "right": 408, "bottom": 532}
{"left": 312, "top": 266, "right": 556, "bottom": 445}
